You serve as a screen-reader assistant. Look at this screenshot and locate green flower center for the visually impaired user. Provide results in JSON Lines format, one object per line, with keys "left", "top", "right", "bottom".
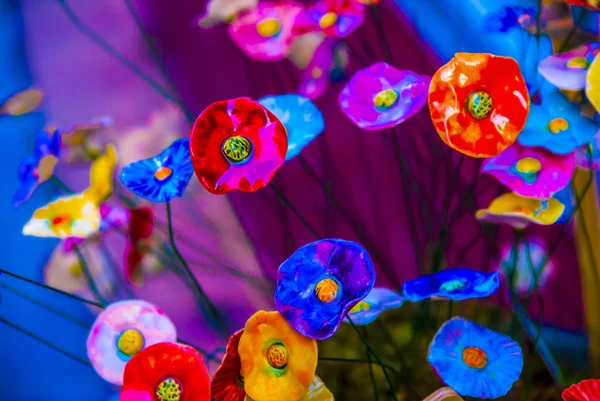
{"left": 373, "top": 88, "right": 399, "bottom": 109}
{"left": 467, "top": 91, "right": 492, "bottom": 119}
{"left": 222, "top": 136, "right": 252, "bottom": 163}
{"left": 156, "top": 378, "right": 182, "bottom": 401}
{"left": 439, "top": 279, "right": 467, "bottom": 293}
{"left": 349, "top": 301, "right": 371, "bottom": 313}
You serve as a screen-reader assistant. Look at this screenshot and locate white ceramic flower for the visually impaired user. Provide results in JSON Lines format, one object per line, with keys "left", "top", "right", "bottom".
{"left": 196, "top": 0, "right": 258, "bottom": 28}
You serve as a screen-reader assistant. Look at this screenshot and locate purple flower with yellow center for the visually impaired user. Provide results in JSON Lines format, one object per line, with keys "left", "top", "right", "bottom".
{"left": 339, "top": 62, "right": 430, "bottom": 131}
{"left": 428, "top": 317, "right": 523, "bottom": 399}
{"left": 517, "top": 91, "right": 599, "bottom": 155}
{"left": 476, "top": 192, "right": 565, "bottom": 229}
{"left": 402, "top": 268, "right": 500, "bottom": 302}
{"left": 346, "top": 287, "right": 404, "bottom": 325}
{"left": 274, "top": 238, "right": 376, "bottom": 340}
{"left": 538, "top": 42, "right": 600, "bottom": 91}
{"left": 482, "top": 143, "right": 575, "bottom": 199}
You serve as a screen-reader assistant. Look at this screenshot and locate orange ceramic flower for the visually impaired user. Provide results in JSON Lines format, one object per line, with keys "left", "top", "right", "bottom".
{"left": 428, "top": 53, "right": 530, "bottom": 158}
{"left": 238, "top": 311, "right": 318, "bottom": 401}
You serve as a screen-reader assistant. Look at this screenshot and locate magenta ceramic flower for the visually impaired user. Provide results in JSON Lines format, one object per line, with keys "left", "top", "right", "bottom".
{"left": 482, "top": 143, "right": 574, "bottom": 198}
{"left": 339, "top": 62, "right": 430, "bottom": 130}
{"left": 228, "top": 2, "right": 303, "bottom": 61}
{"left": 296, "top": 0, "right": 365, "bottom": 38}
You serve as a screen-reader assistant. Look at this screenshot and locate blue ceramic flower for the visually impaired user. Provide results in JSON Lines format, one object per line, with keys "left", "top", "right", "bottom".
{"left": 428, "top": 317, "right": 523, "bottom": 399}
{"left": 119, "top": 138, "right": 193, "bottom": 202}
{"left": 402, "top": 268, "right": 500, "bottom": 302}
{"left": 274, "top": 238, "right": 376, "bottom": 340}
{"left": 258, "top": 94, "right": 324, "bottom": 161}
{"left": 13, "top": 128, "right": 61, "bottom": 207}
{"left": 485, "top": 6, "right": 537, "bottom": 33}
{"left": 346, "top": 287, "right": 404, "bottom": 326}
{"left": 518, "top": 90, "right": 599, "bottom": 155}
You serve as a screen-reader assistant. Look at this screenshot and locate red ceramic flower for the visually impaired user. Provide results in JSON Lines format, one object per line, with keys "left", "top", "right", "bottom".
{"left": 128, "top": 207, "right": 153, "bottom": 241}
{"left": 190, "top": 97, "right": 288, "bottom": 194}
{"left": 428, "top": 53, "right": 530, "bottom": 158}
{"left": 124, "top": 207, "right": 155, "bottom": 285}
{"left": 562, "top": 379, "right": 600, "bottom": 401}
{"left": 566, "top": 1, "right": 600, "bottom": 11}
{"left": 121, "top": 342, "right": 210, "bottom": 401}
{"left": 211, "top": 330, "right": 246, "bottom": 401}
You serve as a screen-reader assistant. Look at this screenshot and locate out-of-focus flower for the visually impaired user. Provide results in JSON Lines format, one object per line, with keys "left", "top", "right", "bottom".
{"left": 295, "top": 0, "right": 365, "bottom": 38}
{"left": 575, "top": 141, "right": 599, "bottom": 170}
{"left": 403, "top": 268, "right": 500, "bottom": 302}
{"left": 196, "top": 0, "right": 258, "bottom": 28}
{"left": 61, "top": 117, "right": 112, "bottom": 163}
{"left": 0, "top": 88, "right": 44, "bottom": 116}
{"left": 298, "top": 377, "right": 334, "bottom": 401}
{"left": 500, "top": 237, "right": 554, "bottom": 296}
{"left": 586, "top": 53, "right": 600, "bottom": 114}
{"left": 63, "top": 203, "right": 129, "bottom": 252}
{"left": 422, "top": 387, "right": 464, "bottom": 401}
{"left": 538, "top": 42, "right": 600, "bottom": 91}
{"left": 484, "top": 6, "right": 537, "bottom": 32}
{"left": 476, "top": 192, "right": 565, "bottom": 229}
{"left": 211, "top": 330, "right": 246, "bottom": 401}
{"left": 288, "top": 33, "right": 326, "bottom": 70}
{"left": 566, "top": 0, "right": 600, "bottom": 11}
{"left": 123, "top": 207, "right": 162, "bottom": 286}
{"left": 346, "top": 287, "right": 404, "bottom": 325}
{"left": 299, "top": 38, "right": 349, "bottom": 100}
{"left": 562, "top": 379, "right": 600, "bottom": 401}
{"left": 83, "top": 144, "right": 117, "bottom": 205}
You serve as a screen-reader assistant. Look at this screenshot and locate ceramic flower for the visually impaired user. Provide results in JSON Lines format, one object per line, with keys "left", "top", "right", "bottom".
{"left": 538, "top": 42, "right": 600, "bottom": 91}
{"left": 211, "top": 330, "right": 246, "bottom": 401}
{"left": 120, "top": 138, "right": 193, "bottom": 202}
{"left": 500, "top": 237, "right": 554, "bottom": 296}
{"left": 586, "top": 54, "right": 600, "bottom": 114}
{"left": 428, "top": 317, "right": 523, "bottom": 399}
{"left": 61, "top": 117, "right": 112, "bottom": 163}
{"left": 0, "top": 87, "right": 44, "bottom": 115}
{"left": 259, "top": 94, "right": 324, "bottom": 160}
{"left": 123, "top": 207, "right": 160, "bottom": 286}
{"left": 299, "top": 38, "right": 349, "bottom": 100}
{"left": 518, "top": 90, "right": 598, "bottom": 155}
{"left": 228, "top": 2, "right": 303, "bottom": 62}
{"left": 13, "top": 127, "right": 61, "bottom": 207}
{"left": 239, "top": 311, "right": 318, "bottom": 401}
{"left": 476, "top": 192, "right": 565, "bottom": 228}
{"left": 482, "top": 143, "right": 575, "bottom": 198}
{"left": 423, "top": 387, "right": 464, "bottom": 401}
{"left": 339, "top": 62, "right": 430, "bottom": 130}
{"left": 196, "top": 0, "right": 258, "bottom": 28}
{"left": 295, "top": 0, "right": 365, "bottom": 38}
{"left": 428, "top": 53, "right": 530, "bottom": 158}
{"left": 402, "top": 268, "right": 500, "bottom": 302}
{"left": 562, "top": 379, "right": 600, "bottom": 401}
{"left": 87, "top": 300, "right": 177, "bottom": 385}
{"left": 83, "top": 144, "right": 117, "bottom": 205}
{"left": 22, "top": 193, "right": 101, "bottom": 239}
{"left": 346, "top": 287, "right": 404, "bottom": 325}
{"left": 484, "top": 6, "right": 537, "bottom": 32}
{"left": 575, "top": 140, "right": 600, "bottom": 170}
{"left": 566, "top": 0, "right": 600, "bottom": 11}
{"left": 63, "top": 203, "right": 129, "bottom": 252}
{"left": 288, "top": 32, "right": 326, "bottom": 69}
{"left": 275, "top": 238, "right": 376, "bottom": 340}
{"left": 190, "top": 97, "right": 288, "bottom": 194}
{"left": 121, "top": 342, "right": 210, "bottom": 401}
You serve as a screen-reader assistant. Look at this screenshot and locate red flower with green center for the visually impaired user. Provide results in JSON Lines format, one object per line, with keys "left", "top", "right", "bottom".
{"left": 120, "top": 342, "right": 210, "bottom": 401}
{"left": 190, "top": 97, "right": 288, "bottom": 194}
{"left": 211, "top": 330, "right": 246, "bottom": 401}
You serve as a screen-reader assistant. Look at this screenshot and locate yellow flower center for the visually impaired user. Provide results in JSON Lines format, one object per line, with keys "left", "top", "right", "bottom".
{"left": 51, "top": 214, "right": 72, "bottom": 228}
{"left": 319, "top": 12, "right": 338, "bottom": 29}
{"left": 267, "top": 343, "right": 288, "bottom": 369}
{"left": 467, "top": 91, "right": 493, "bottom": 119}
{"left": 462, "top": 346, "right": 488, "bottom": 369}
{"left": 156, "top": 377, "right": 182, "bottom": 401}
{"left": 349, "top": 301, "right": 371, "bottom": 313}
{"left": 516, "top": 157, "right": 542, "bottom": 174}
{"left": 154, "top": 166, "right": 173, "bottom": 181}
{"left": 225, "top": 13, "right": 237, "bottom": 23}
{"left": 315, "top": 278, "right": 339, "bottom": 303}
{"left": 256, "top": 18, "right": 281, "bottom": 37}
{"left": 373, "top": 89, "right": 399, "bottom": 109}
{"left": 222, "top": 136, "right": 252, "bottom": 163}
{"left": 117, "top": 329, "right": 145, "bottom": 356}
{"left": 312, "top": 67, "right": 323, "bottom": 79}
{"left": 548, "top": 117, "right": 568, "bottom": 134}
{"left": 68, "top": 263, "right": 82, "bottom": 277}
{"left": 566, "top": 57, "right": 589, "bottom": 69}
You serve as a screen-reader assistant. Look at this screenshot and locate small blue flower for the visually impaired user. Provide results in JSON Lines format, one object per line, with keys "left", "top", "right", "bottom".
{"left": 402, "top": 268, "right": 500, "bottom": 302}
{"left": 119, "top": 138, "right": 193, "bottom": 202}
{"left": 428, "top": 317, "right": 523, "bottom": 399}
{"left": 518, "top": 90, "right": 599, "bottom": 155}
{"left": 274, "top": 238, "right": 376, "bottom": 340}
{"left": 258, "top": 94, "right": 324, "bottom": 161}
{"left": 345, "top": 287, "right": 404, "bottom": 325}
{"left": 485, "top": 6, "right": 537, "bottom": 33}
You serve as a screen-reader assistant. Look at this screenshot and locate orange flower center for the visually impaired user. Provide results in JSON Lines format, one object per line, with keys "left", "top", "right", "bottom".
{"left": 156, "top": 377, "right": 182, "bottom": 401}
{"left": 467, "top": 91, "right": 493, "bottom": 119}
{"left": 315, "top": 278, "right": 339, "bottom": 303}
{"left": 267, "top": 343, "right": 288, "bottom": 369}
{"left": 373, "top": 89, "right": 399, "bottom": 109}
{"left": 548, "top": 118, "right": 568, "bottom": 134}
{"left": 566, "top": 57, "right": 589, "bottom": 69}
{"left": 51, "top": 214, "right": 72, "bottom": 228}
{"left": 222, "top": 136, "right": 252, "bottom": 163}
{"left": 319, "top": 12, "right": 338, "bottom": 29}
{"left": 516, "top": 157, "right": 542, "bottom": 174}
{"left": 462, "top": 346, "right": 488, "bottom": 369}
{"left": 349, "top": 301, "right": 371, "bottom": 313}
{"left": 256, "top": 18, "right": 281, "bottom": 37}
{"left": 312, "top": 67, "right": 323, "bottom": 79}
{"left": 117, "top": 329, "right": 145, "bottom": 356}
{"left": 154, "top": 166, "right": 173, "bottom": 181}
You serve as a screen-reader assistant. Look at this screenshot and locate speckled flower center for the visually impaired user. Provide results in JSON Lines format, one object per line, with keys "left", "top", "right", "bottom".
{"left": 516, "top": 157, "right": 542, "bottom": 174}
{"left": 154, "top": 166, "right": 173, "bottom": 181}
{"left": 467, "top": 91, "right": 492, "bottom": 119}
{"left": 462, "top": 346, "right": 488, "bottom": 369}
{"left": 548, "top": 118, "right": 568, "bottom": 134}
{"left": 222, "top": 136, "right": 252, "bottom": 163}
{"left": 51, "top": 214, "right": 72, "bottom": 228}
{"left": 117, "top": 329, "right": 145, "bottom": 356}
{"left": 319, "top": 12, "right": 338, "bottom": 29}
{"left": 256, "top": 18, "right": 281, "bottom": 37}
{"left": 267, "top": 343, "right": 288, "bottom": 369}
{"left": 373, "top": 89, "right": 399, "bottom": 109}
{"left": 566, "top": 57, "right": 589, "bottom": 69}
{"left": 156, "top": 377, "right": 182, "bottom": 401}
{"left": 315, "top": 278, "right": 339, "bottom": 303}
{"left": 349, "top": 301, "right": 371, "bottom": 313}
{"left": 439, "top": 279, "right": 467, "bottom": 292}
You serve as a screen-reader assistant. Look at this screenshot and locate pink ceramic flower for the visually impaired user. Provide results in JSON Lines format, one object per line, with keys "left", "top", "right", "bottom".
{"left": 538, "top": 42, "right": 600, "bottom": 90}
{"left": 339, "top": 62, "right": 430, "bottom": 130}
{"left": 482, "top": 143, "right": 574, "bottom": 199}
{"left": 228, "top": 2, "right": 303, "bottom": 61}
{"left": 299, "top": 37, "right": 349, "bottom": 100}
{"left": 296, "top": 0, "right": 365, "bottom": 38}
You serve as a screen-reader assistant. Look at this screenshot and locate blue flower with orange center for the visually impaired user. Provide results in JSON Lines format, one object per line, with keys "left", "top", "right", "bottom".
{"left": 119, "top": 138, "right": 193, "bottom": 202}
{"left": 345, "top": 287, "right": 404, "bottom": 325}
{"left": 428, "top": 317, "right": 523, "bottom": 399}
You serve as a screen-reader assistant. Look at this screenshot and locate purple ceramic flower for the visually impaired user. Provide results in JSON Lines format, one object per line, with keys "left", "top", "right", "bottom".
{"left": 575, "top": 140, "right": 600, "bottom": 170}
{"left": 274, "top": 238, "right": 376, "bottom": 340}
{"left": 482, "top": 143, "right": 574, "bottom": 199}
{"left": 339, "top": 62, "right": 430, "bottom": 130}
{"left": 538, "top": 42, "right": 600, "bottom": 90}
{"left": 295, "top": 0, "right": 365, "bottom": 39}
{"left": 299, "top": 37, "right": 348, "bottom": 100}
{"left": 228, "top": 2, "right": 303, "bottom": 61}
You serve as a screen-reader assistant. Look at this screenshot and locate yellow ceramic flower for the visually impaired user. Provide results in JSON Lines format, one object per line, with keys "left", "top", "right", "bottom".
{"left": 475, "top": 192, "right": 564, "bottom": 229}
{"left": 0, "top": 88, "right": 44, "bottom": 116}
{"left": 23, "top": 193, "right": 101, "bottom": 238}
{"left": 83, "top": 145, "right": 117, "bottom": 205}
{"left": 239, "top": 311, "right": 318, "bottom": 401}
{"left": 243, "top": 376, "right": 333, "bottom": 401}
{"left": 586, "top": 54, "right": 600, "bottom": 113}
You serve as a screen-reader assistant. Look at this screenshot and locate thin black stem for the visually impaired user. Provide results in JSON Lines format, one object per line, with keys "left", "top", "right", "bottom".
{"left": 363, "top": 327, "right": 379, "bottom": 401}
{"left": 269, "top": 183, "right": 321, "bottom": 239}
{"left": 49, "top": 175, "right": 75, "bottom": 194}
{"left": 73, "top": 244, "right": 106, "bottom": 306}
{"left": 558, "top": 10, "right": 587, "bottom": 53}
